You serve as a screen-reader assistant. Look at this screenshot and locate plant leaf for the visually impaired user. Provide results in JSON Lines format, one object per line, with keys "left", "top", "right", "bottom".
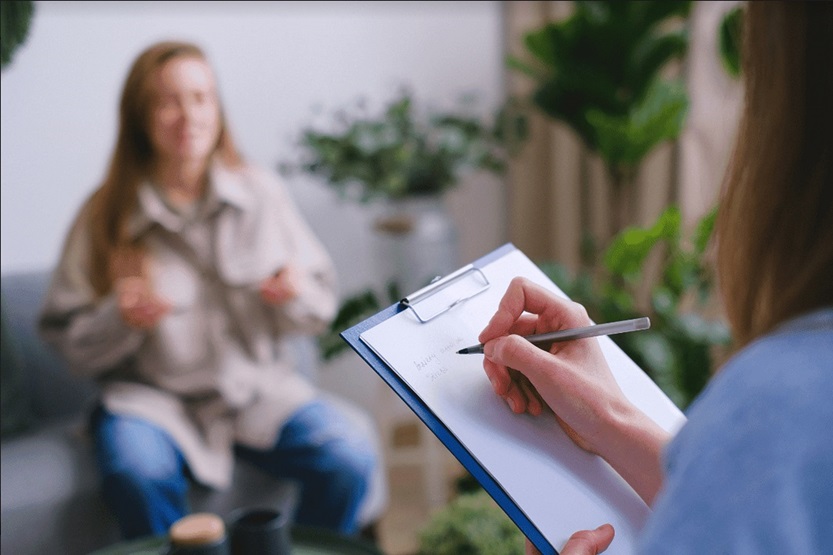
{"left": 586, "top": 78, "right": 688, "bottom": 169}
{"left": 718, "top": 5, "right": 743, "bottom": 78}
{"left": 603, "top": 205, "right": 680, "bottom": 281}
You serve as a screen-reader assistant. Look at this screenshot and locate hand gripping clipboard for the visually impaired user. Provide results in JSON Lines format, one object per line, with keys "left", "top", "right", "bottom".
{"left": 340, "top": 243, "right": 686, "bottom": 555}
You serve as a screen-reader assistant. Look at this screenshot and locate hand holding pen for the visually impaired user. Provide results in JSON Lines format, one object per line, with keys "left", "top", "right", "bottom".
{"left": 477, "top": 277, "right": 649, "bottom": 452}
{"left": 479, "top": 276, "right": 669, "bottom": 506}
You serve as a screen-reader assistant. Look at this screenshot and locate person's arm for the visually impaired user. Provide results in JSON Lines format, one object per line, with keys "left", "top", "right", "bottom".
{"left": 479, "top": 277, "right": 670, "bottom": 506}
{"left": 38, "top": 210, "right": 150, "bottom": 377}
{"left": 255, "top": 171, "right": 338, "bottom": 335}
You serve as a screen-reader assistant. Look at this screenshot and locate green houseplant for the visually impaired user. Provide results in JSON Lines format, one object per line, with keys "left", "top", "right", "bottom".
{"left": 506, "top": 0, "right": 734, "bottom": 408}
{"left": 508, "top": 0, "right": 692, "bottom": 244}
{"left": 541, "top": 206, "right": 731, "bottom": 409}
{"left": 282, "top": 87, "right": 519, "bottom": 202}
{"left": 718, "top": 4, "right": 743, "bottom": 79}
{"left": 417, "top": 490, "right": 525, "bottom": 555}
{"left": 1, "top": 0, "right": 35, "bottom": 70}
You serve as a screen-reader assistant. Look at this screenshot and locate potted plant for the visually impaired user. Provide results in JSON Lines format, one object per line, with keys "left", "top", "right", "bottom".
{"left": 283, "top": 88, "right": 524, "bottom": 359}
{"left": 283, "top": 87, "right": 519, "bottom": 202}
{"left": 504, "top": 1, "right": 735, "bottom": 407}
{"left": 507, "top": 0, "right": 692, "bottom": 252}
{"left": 416, "top": 490, "right": 525, "bottom": 555}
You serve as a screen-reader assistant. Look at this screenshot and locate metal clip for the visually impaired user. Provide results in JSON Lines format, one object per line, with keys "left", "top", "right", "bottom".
{"left": 400, "top": 265, "right": 490, "bottom": 323}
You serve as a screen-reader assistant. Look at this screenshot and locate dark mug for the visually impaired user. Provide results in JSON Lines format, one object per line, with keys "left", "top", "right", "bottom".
{"left": 228, "top": 507, "right": 291, "bottom": 555}
{"left": 167, "top": 513, "right": 229, "bottom": 555}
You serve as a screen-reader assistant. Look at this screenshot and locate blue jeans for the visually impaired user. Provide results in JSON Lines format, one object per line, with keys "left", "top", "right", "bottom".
{"left": 91, "top": 399, "right": 375, "bottom": 539}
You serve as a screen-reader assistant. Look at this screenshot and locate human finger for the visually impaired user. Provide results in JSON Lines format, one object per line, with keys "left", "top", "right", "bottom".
{"left": 260, "top": 267, "right": 301, "bottom": 305}
{"left": 479, "top": 277, "right": 585, "bottom": 344}
{"left": 517, "top": 371, "right": 544, "bottom": 416}
{"left": 560, "top": 524, "right": 615, "bottom": 555}
{"left": 501, "top": 369, "right": 528, "bottom": 414}
{"left": 483, "top": 333, "right": 560, "bottom": 386}
{"left": 483, "top": 356, "right": 512, "bottom": 396}
{"left": 482, "top": 335, "right": 551, "bottom": 412}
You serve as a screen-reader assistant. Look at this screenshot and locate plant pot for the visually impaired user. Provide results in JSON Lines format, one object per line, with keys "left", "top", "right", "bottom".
{"left": 372, "top": 195, "right": 459, "bottom": 297}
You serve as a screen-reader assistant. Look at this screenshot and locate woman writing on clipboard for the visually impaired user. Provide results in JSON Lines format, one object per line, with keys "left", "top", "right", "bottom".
{"left": 480, "top": 2, "right": 833, "bottom": 553}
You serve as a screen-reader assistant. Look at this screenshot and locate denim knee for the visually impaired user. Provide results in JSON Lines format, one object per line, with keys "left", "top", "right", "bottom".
{"left": 91, "top": 407, "right": 189, "bottom": 538}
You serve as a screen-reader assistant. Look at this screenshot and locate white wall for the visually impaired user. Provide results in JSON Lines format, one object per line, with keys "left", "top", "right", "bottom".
{"left": 1, "top": 0, "right": 508, "bottom": 298}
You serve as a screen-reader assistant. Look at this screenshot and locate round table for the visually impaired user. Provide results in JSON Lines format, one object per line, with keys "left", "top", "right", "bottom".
{"left": 89, "top": 526, "right": 385, "bottom": 555}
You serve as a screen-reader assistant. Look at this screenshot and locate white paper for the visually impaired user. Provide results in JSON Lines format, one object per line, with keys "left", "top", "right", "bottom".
{"left": 360, "top": 247, "right": 686, "bottom": 554}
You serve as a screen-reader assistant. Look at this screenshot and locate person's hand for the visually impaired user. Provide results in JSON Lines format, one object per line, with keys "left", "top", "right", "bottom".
{"left": 481, "top": 277, "right": 671, "bottom": 504}
{"left": 478, "top": 277, "right": 631, "bottom": 456}
{"left": 110, "top": 247, "right": 171, "bottom": 329}
{"left": 115, "top": 276, "right": 172, "bottom": 329}
{"left": 259, "top": 265, "right": 301, "bottom": 306}
{"left": 526, "top": 524, "right": 615, "bottom": 555}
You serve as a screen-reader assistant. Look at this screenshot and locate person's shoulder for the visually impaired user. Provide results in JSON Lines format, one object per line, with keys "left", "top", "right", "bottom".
{"left": 718, "top": 308, "right": 833, "bottom": 396}
{"left": 676, "top": 307, "right": 833, "bottom": 456}
{"left": 642, "top": 308, "right": 833, "bottom": 553}
{"left": 213, "top": 162, "right": 290, "bottom": 205}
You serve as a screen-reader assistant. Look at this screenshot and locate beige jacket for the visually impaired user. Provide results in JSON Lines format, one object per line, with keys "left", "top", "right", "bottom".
{"left": 38, "top": 162, "right": 338, "bottom": 488}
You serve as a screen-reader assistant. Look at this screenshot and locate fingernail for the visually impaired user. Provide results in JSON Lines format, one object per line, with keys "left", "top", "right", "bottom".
{"left": 506, "top": 397, "right": 516, "bottom": 412}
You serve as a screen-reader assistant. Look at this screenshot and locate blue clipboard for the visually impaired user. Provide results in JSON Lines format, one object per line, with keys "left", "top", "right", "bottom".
{"left": 339, "top": 243, "right": 558, "bottom": 554}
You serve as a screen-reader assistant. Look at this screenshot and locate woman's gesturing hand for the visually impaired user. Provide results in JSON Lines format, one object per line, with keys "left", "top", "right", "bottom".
{"left": 260, "top": 265, "right": 301, "bottom": 306}
{"left": 110, "top": 249, "right": 171, "bottom": 329}
{"left": 115, "top": 276, "right": 172, "bottom": 329}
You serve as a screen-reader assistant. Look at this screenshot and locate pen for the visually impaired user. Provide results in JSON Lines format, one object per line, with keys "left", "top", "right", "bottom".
{"left": 456, "top": 317, "right": 651, "bottom": 355}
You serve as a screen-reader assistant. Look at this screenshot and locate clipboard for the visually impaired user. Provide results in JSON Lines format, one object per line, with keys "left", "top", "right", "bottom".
{"left": 340, "top": 243, "right": 685, "bottom": 554}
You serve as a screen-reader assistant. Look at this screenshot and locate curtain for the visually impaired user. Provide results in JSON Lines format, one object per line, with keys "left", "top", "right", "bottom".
{"left": 501, "top": 1, "right": 742, "bottom": 271}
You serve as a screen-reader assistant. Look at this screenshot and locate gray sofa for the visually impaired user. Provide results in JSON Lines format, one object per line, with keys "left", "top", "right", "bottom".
{"left": 0, "top": 270, "right": 387, "bottom": 555}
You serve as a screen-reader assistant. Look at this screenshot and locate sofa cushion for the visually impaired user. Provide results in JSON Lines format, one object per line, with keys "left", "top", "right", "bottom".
{"left": 0, "top": 418, "right": 100, "bottom": 513}
{"left": 1, "top": 295, "right": 33, "bottom": 437}
{"left": 0, "top": 415, "right": 301, "bottom": 555}
{"left": 0, "top": 270, "right": 98, "bottom": 422}
{"left": 0, "top": 416, "right": 121, "bottom": 555}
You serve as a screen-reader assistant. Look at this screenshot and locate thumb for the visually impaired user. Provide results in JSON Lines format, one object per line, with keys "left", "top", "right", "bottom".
{"left": 560, "top": 524, "right": 615, "bottom": 555}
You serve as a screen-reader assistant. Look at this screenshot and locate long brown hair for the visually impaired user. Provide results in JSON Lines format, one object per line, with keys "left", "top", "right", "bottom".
{"left": 716, "top": 1, "right": 833, "bottom": 348}
{"left": 86, "top": 40, "right": 243, "bottom": 296}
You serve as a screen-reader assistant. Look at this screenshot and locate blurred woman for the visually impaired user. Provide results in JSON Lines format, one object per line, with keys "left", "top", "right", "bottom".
{"left": 39, "top": 41, "right": 374, "bottom": 539}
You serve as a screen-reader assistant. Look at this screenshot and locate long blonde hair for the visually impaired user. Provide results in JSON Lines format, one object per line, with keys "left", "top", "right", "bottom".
{"left": 86, "top": 40, "right": 243, "bottom": 296}
{"left": 716, "top": 1, "right": 833, "bottom": 348}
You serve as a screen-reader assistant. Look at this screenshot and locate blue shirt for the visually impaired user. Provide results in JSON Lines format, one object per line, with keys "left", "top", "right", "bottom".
{"left": 639, "top": 308, "right": 833, "bottom": 554}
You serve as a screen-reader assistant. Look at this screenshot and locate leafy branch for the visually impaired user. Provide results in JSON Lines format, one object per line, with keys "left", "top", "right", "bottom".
{"left": 540, "top": 205, "right": 731, "bottom": 408}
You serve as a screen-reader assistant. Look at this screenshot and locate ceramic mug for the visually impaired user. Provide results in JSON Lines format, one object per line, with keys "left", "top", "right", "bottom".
{"left": 227, "top": 506, "right": 291, "bottom": 555}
